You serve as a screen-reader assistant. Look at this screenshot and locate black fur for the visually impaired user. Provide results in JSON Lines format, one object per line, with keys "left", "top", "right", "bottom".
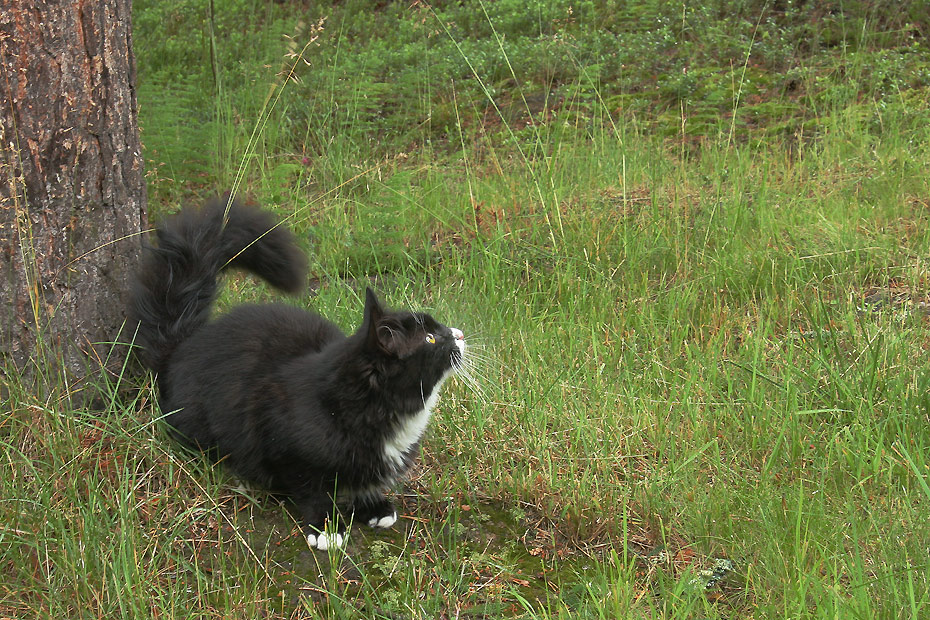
{"left": 130, "top": 198, "right": 464, "bottom": 546}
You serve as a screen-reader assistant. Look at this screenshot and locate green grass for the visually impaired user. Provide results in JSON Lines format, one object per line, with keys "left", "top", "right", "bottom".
{"left": 4, "top": 0, "right": 930, "bottom": 617}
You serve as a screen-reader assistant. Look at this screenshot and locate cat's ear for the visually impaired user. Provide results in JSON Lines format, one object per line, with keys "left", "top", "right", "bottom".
{"left": 364, "top": 287, "right": 383, "bottom": 317}
{"left": 363, "top": 288, "right": 393, "bottom": 355}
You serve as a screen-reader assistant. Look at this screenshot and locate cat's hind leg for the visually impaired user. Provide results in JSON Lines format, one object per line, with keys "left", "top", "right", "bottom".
{"left": 350, "top": 491, "right": 398, "bottom": 529}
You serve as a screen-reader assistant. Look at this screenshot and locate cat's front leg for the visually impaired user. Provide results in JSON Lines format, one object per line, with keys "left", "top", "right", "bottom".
{"left": 351, "top": 493, "right": 398, "bottom": 529}
{"left": 294, "top": 494, "right": 345, "bottom": 550}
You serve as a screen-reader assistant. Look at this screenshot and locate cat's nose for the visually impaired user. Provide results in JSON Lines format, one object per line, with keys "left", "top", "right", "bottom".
{"left": 451, "top": 328, "right": 464, "bottom": 341}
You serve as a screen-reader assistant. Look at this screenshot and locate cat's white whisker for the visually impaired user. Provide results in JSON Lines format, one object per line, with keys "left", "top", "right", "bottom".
{"left": 461, "top": 367, "right": 487, "bottom": 388}
{"left": 449, "top": 349, "right": 491, "bottom": 404}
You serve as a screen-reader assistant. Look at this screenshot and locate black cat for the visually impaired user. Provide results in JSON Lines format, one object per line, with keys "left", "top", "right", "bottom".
{"left": 130, "top": 198, "right": 466, "bottom": 549}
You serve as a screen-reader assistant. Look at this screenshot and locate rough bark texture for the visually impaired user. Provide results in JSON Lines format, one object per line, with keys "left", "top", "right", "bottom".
{"left": 0, "top": 0, "right": 147, "bottom": 395}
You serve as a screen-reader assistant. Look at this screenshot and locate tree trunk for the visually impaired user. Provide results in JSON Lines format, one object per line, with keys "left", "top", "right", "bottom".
{"left": 0, "top": 0, "right": 147, "bottom": 398}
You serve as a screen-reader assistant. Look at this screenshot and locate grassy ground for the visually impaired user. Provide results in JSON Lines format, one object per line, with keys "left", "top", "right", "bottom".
{"left": 4, "top": 0, "right": 930, "bottom": 617}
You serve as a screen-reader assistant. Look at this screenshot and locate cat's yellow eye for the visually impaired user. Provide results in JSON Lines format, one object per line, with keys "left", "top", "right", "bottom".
{"left": 425, "top": 334, "right": 436, "bottom": 344}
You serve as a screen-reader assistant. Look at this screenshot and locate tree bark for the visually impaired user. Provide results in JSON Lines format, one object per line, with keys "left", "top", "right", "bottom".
{"left": 0, "top": 0, "right": 147, "bottom": 397}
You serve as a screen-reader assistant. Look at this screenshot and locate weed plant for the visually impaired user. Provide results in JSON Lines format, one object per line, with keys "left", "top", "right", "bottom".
{"left": 3, "top": 0, "right": 930, "bottom": 618}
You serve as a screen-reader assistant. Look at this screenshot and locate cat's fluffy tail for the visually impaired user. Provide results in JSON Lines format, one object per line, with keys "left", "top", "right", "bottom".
{"left": 131, "top": 197, "right": 307, "bottom": 373}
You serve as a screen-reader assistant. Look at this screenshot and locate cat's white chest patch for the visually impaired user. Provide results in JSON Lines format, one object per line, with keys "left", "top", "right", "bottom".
{"left": 383, "top": 378, "right": 445, "bottom": 470}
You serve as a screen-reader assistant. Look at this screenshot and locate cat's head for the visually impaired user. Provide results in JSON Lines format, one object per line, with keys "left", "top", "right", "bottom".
{"left": 359, "top": 288, "right": 466, "bottom": 401}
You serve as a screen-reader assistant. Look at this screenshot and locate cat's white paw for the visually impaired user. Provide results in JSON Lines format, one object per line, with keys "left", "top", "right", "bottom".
{"left": 367, "top": 511, "right": 398, "bottom": 529}
{"left": 307, "top": 531, "right": 345, "bottom": 551}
